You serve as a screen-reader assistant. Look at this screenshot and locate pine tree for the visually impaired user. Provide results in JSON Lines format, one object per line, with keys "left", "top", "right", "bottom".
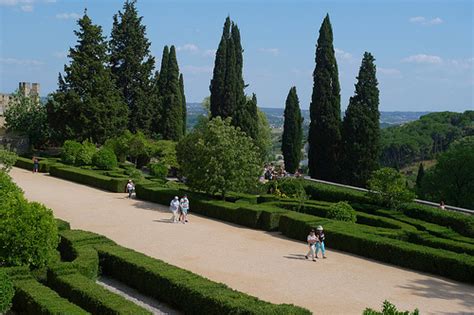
{"left": 282, "top": 87, "right": 303, "bottom": 174}
{"left": 179, "top": 74, "right": 186, "bottom": 135}
{"left": 341, "top": 52, "right": 380, "bottom": 187}
{"left": 160, "top": 46, "right": 184, "bottom": 141}
{"left": 308, "top": 14, "right": 342, "bottom": 181}
{"left": 416, "top": 162, "right": 425, "bottom": 189}
{"left": 46, "top": 11, "right": 128, "bottom": 144}
{"left": 109, "top": 0, "right": 156, "bottom": 134}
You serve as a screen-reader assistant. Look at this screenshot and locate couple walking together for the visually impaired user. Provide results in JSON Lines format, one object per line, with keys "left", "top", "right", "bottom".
{"left": 306, "top": 226, "right": 326, "bottom": 262}
{"left": 170, "top": 195, "right": 189, "bottom": 224}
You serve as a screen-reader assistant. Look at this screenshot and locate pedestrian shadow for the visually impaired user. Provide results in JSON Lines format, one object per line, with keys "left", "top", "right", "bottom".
{"left": 283, "top": 254, "right": 307, "bottom": 261}
{"left": 153, "top": 219, "right": 174, "bottom": 224}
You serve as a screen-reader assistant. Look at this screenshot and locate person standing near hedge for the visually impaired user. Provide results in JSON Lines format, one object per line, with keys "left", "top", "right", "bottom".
{"left": 305, "top": 229, "right": 318, "bottom": 262}
{"left": 170, "top": 196, "right": 180, "bottom": 223}
{"left": 126, "top": 180, "right": 135, "bottom": 198}
{"left": 32, "top": 157, "right": 39, "bottom": 173}
{"left": 315, "top": 225, "right": 327, "bottom": 259}
{"left": 179, "top": 195, "right": 189, "bottom": 223}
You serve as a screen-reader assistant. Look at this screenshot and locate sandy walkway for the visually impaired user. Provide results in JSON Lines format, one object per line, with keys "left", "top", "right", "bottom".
{"left": 10, "top": 168, "right": 474, "bottom": 314}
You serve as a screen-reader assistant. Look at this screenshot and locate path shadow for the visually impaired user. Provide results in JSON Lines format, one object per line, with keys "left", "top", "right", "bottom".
{"left": 131, "top": 200, "right": 169, "bottom": 213}
{"left": 397, "top": 278, "right": 474, "bottom": 310}
{"left": 153, "top": 219, "right": 174, "bottom": 224}
{"left": 283, "top": 254, "right": 308, "bottom": 261}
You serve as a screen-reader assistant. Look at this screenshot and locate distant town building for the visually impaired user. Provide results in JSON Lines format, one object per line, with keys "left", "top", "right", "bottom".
{"left": 0, "top": 82, "right": 40, "bottom": 128}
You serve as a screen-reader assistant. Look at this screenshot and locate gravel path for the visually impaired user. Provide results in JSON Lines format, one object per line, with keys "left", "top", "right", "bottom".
{"left": 10, "top": 168, "right": 474, "bottom": 314}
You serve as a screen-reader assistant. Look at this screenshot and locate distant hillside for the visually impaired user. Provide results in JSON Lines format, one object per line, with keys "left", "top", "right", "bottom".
{"left": 380, "top": 111, "right": 474, "bottom": 169}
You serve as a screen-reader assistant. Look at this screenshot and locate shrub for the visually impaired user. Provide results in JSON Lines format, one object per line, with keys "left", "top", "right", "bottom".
{"left": 272, "top": 178, "right": 306, "bottom": 198}
{"left": 0, "top": 270, "right": 14, "bottom": 313}
{"left": 363, "top": 300, "right": 419, "bottom": 315}
{"left": 92, "top": 147, "right": 118, "bottom": 170}
{"left": 367, "top": 168, "right": 415, "bottom": 209}
{"left": 61, "top": 140, "right": 82, "bottom": 165}
{"left": 327, "top": 201, "right": 357, "bottom": 222}
{"left": 14, "top": 156, "right": 55, "bottom": 173}
{"left": 148, "top": 162, "right": 168, "bottom": 180}
{"left": 0, "top": 147, "right": 17, "bottom": 173}
{"left": 75, "top": 140, "right": 96, "bottom": 166}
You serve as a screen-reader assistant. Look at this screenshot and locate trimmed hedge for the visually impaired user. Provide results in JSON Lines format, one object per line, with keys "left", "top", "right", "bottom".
{"left": 11, "top": 277, "right": 89, "bottom": 315}
{"left": 14, "top": 157, "right": 56, "bottom": 173}
{"left": 97, "top": 244, "right": 310, "bottom": 315}
{"left": 303, "top": 180, "right": 371, "bottom": 204}
{"left": 56, "top": 218, "right": 71, "bottom": 231}
{"left": 46, "top": 270, "right": 150, "bottom": 315}
{"left": 49, "top": 165, "right": 129, "bottom": 193}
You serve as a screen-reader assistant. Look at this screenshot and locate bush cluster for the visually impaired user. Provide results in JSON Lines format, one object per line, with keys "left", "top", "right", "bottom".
{"left": 327, "top": 201, "right": 357, "bottom": 222}
{"left": 92, "top": 147, "right": 118, "bottom": 170}
{"left": 0, "top": 270, "right": 14, "bottom": 313}
{"left": 148, "top": 162, "right": 168, "bottom": 180}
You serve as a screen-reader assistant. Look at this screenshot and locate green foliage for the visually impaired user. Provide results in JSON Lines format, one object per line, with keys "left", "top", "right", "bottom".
{"left": 105, "top": 130, "right": 156, "bottom": 167}
{"left": 74, "top": 140, "right": 96, "bottom": 166}
{"left": 46, "top": 12, "right": 128, "bottom": 144}
{"left": 179, "top": 73, "right": 187, "bottom": 135}
{"left": 367, "top": 168, "right": 415, "bottom": 209}
{"left": 327, "top": 201, "right": 356, "bottom": 222}
{"left": 0, "top": 172, "right": 58, "bottom": 268}
{"left": 363, "top": 300, "right": 419, "bottom": 315}
{"left": 92, "top": 147, "right": 118, "bottom": 170}
{"left": 0, "top": 146, "right": 17, "bottom": 172}
{"left": 148, "top": 162, "right": 167, "bottom": 180}
{"left": 419, "top": 136, "right": 474, "bottom": 209}
{"left": 61, "top": 140, "right": 82, "bottom": 165}
{"left": 255, "top": 108, "right": 272, "bottom": 162}
{"left": 177, "top": 117, "right": 261, "bottom": 199}
{"left": 415, "top": 162, "right": 424, "bottom": 190}
{"left": 110, "top": 0, "right": 156, "bottom": 134}
{"left": 0, "top": 270, "right": 14, "bottom": 313}
{"left": 308, "top": 14, "right": 342, "bottom": 181}
{"left": 270, "top": 178, "right": 306, "bottom": 199}
{"left": 14, "top": 156, "right": 55, "bottom": 173}
{"left": 4, "top": 90, "right": 50, "bottom": 147}
{"left": 341, "top": 52, "right": 380, "bottom": 187}
{"left": 380, "top": 111, "right": 473, "bottom": 168}
{"left": 154, "top": 140, "right": 178, "bottom": 169}
{"left": 282, "top": 87, "right": 303, "bottom": 173}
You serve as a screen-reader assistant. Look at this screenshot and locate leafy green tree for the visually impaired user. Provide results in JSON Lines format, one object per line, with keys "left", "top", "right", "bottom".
{"left": 255, "top": 108, "right": 272, "bottom": 162}
{"left": 308, "top": 14, "right": 342, "bottom": 181}
{"left": 367, "top": 167, "right": 416, "bottom": 209}
{"left": 282, "top": 87, "right": 303, "bottom": 173}
{"left": 46, "top": 11, "right": 128, "bottom": 144}
{"left": 92, "top": 147, "right": 118, "bottom": 170}
{"left": 75, "top": 139, "right": 96, "bottom": 166}
{"left": 0, "top": 147, "right": 17, "bottom": 173}
{"left": 61, "top": 140, "right": 82, "bottom": 165}
{"left": 341, "top": 52, "right": 380, "bottom": 187}
{"left": 420, "top": 136, "right": 474, "bottom": 209}
{"left": 415, "top": 162, "right": 424, "bottom": 190}
{"left": 4, "top": 90, "right": 50, "bottom": 148}
{"left": 110, "top": 0, "right": 157, "bottom": 134}
{"left": 176, "top": 117, "right": 261, "bottom": 199}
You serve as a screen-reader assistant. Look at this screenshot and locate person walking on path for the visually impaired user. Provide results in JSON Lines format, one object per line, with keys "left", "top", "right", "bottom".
{"left": 126, "top": 180, "right": 135, "bottom": 199}
{"left": 32, "top": 157, "right": 39, "bottom": 174}
{"left": 170, "top": 196, "right": 180, "bottom": 223}
{"left": 315, "top": 225, "right": 327, "bottom": 259}
{"left": 305, "top": 229, "right": 318, "bottom": 262}
{"left": 179, "top": 195, "right": 190, "bottom": 224}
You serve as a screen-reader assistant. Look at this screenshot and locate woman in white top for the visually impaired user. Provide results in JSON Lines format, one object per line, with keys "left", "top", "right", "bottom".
{"left": 170, "top": 196, "right": 180, "bottom": 223}
{"left": 305, "top": 229, "right": 318, "bottom": 262}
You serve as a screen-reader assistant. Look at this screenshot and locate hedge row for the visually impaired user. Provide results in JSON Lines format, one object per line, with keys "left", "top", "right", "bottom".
{"left": 49, "top": 165, "right": 129, "bottom": 193}
{"left": 303, "top": 180, "right": 371, "bottom": 204}
{"left": 97, "top": 244, "right": 310, "bottom": 315}
{"left": 277, "top": 212, "right": 474, "bottom": 283}
{"left": 11, "top": 277, "right": 89, "bottom": 315}
{"left": 14, "top": 157, "right": 56, "bottom": 173}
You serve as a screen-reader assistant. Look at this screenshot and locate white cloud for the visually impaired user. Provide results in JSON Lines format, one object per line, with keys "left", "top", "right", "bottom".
{"left": 56, "top": 12, "right": 80, "bottom": 20}
{"left": 335, "top": 48, "right": 353, "bottom": 62}
{"left": 20, "top": 4, "right": 32, "bottom": 11}
{"left": 402, "top": 54, "right": 443, "bottom": 64}
{"left": 258, "top": 48, "right": 279, "bottom": 56}
{"left": 182, "top": 65, "right": 212, "bottom": 75}
{"left": 177, "top": 44, "right": 199, "bottom": 53}
{"left": 0, "top": 57, "right": 44, "bottom": 66}
{"left": 378, "top": 67, "right": 402, "bottom": 76}
{"left": 1, "top": 0, "right": 54, "bottom": 12}
{"left": 409, "top": 16, "right": 443, "bottom": 26}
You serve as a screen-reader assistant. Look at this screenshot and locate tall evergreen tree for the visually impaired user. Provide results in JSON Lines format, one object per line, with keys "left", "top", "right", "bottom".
{"left": 341, "top": 52, "right": 380, "bottom": 187}
{"left": 109, "top": 0, "right": 156, "bottom": 134}
{"left": 210, "top": 17, "right": 230, "bottom": 118}
{"left": 160, "top": 46, "right": 184, "bottom": 141}
{"left": 46, "top": 11, "right": 128, "bottom": 144}
{"left": 415, "top": 162, "right": 425, "bottom": 189}
{"left": 179, "top": 73, "right": 186, "bottom": 135}
{"left": 308, "top": 14, "right": 342, "bottom": 181}
{"left": 282, "top": 87, "right": 303, "bottom": 174}
{"left": 234, "top": 94, "right": 258, "bottom": 140}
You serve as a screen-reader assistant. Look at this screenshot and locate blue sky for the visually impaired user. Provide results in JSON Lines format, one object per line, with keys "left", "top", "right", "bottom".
{"left": 0, "top": 0, "right": 473, "bottom": 111}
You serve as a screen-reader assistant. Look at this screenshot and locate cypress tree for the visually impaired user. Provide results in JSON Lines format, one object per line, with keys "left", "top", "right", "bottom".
{"left": 234, "top": 94, "right": 258, "bottom": 140}
{"left": 282, "top": 87, "right": 303, "bottom": 174}
{"left": 179, "top": 73, "right": 186, "bottom": 135}
{"left": 46, "top": 11, "right": 128, "bottom": 144}
{"left": 210, "top": 17, "right": 230, "bottom": 118}
{"left": 109, "top": 0, "right": 156, "bottom": 134}
{"left": 160, "top": 46, "right": 184, "bottom": 141}
{"left": 341, "top": 52, "right": 380, "bottom": 187}
{"left": 416, "top": 162, "right": 425, "bottom": 189}
{"left": 308, "top": 14, "right": 342, "bottom": 181}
